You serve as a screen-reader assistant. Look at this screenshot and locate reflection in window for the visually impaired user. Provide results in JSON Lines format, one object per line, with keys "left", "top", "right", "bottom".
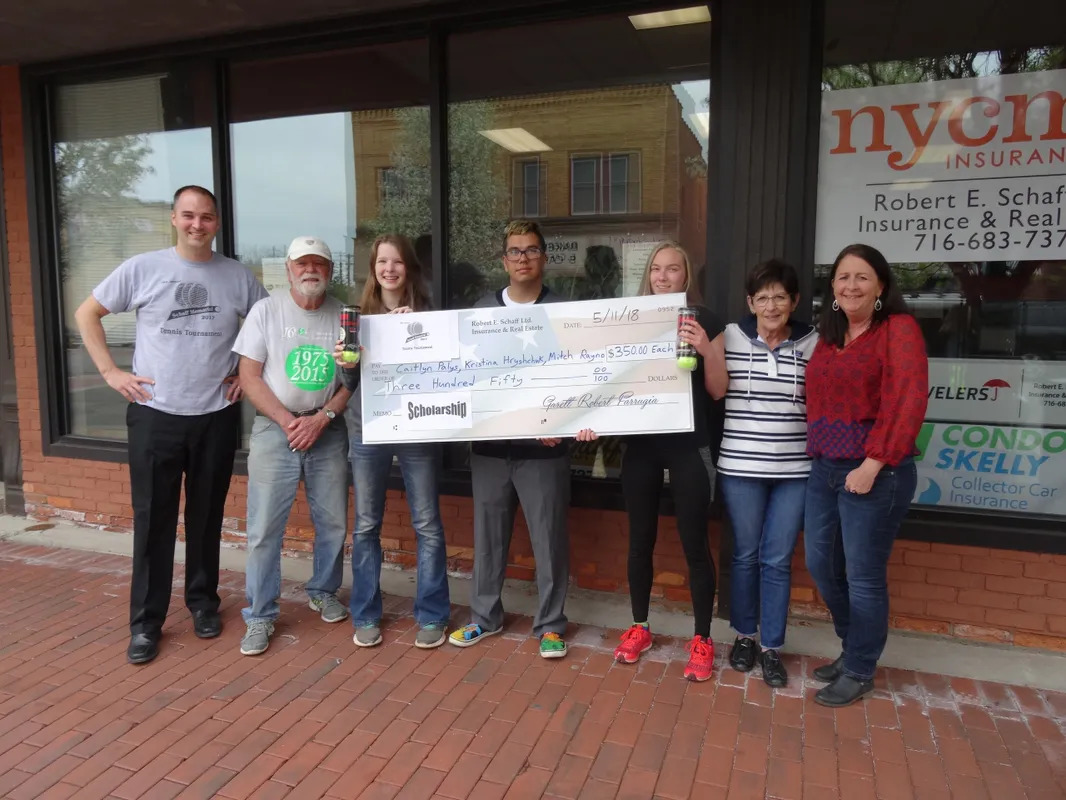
{"left": 818, "top": 48, "right": 1066, "bottom": 365}
{"left": 229, "top": 41, "right": 431, "bottom": 446}
{"left": 55, "top": 70, "right": 215, "bottom": 440}
{"left": 379, "top": 167, "right": 407, "bottom": 205}
{"left": 512, "top": 158, "right": 546, "bottom": 218}
{"left": 445, "top": 12, "right": 711, "bottom": 478}
{"left": 818, "top": 45, "right": 1066, "bottom": 518}
{"left": 571, "top": 153, "right": 642, "bottom": 215}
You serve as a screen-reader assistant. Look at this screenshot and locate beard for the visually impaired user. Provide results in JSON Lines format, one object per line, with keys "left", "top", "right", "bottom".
{"left": 293, "top": 277, "right": 328, "bottom": 298}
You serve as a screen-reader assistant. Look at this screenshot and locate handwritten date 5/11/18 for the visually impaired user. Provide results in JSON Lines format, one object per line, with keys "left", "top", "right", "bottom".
{"left": 592, "top": 306, "right": 640, "bottom": 325}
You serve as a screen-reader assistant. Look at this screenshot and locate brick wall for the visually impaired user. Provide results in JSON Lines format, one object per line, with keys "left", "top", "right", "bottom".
{"left": 5, "top": 65, "right": 1066, "bottom": 652}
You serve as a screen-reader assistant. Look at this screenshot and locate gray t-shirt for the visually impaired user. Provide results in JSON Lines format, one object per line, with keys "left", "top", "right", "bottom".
{"left": 92, "top": 247, "right": 268, "bottom": 415}
{"left": 232, "top": 291, "right": 344, "bottom": 413}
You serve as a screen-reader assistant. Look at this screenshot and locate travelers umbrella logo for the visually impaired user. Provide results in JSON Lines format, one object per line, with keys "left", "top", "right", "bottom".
{"left": 927, "top": 378, "right": 1012, "bottom": 402}
{"left": 405, "top": 321, "right": 429, "bottom": 343}
{"left": 168, "top": 281, "right": 220, "bottom": 320}
{"left": 983, "top": 378, "right": 1011, "bottom": 400}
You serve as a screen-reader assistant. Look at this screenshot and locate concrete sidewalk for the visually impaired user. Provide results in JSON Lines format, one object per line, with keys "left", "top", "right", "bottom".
{"left": 1, "top": 530, "right": 1066, "bottom": 798}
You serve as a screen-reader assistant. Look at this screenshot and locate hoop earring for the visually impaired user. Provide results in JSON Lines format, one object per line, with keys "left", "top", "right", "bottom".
{"left": 831, "top": 299, "right": 839, "bottom": 312}
{"left": 875, "top": 297, "right": 882, "bottom": 312}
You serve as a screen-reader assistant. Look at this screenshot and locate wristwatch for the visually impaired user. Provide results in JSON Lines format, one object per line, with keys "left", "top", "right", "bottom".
{"left": 323, "top": 408, "right": 336, "bottom": 421}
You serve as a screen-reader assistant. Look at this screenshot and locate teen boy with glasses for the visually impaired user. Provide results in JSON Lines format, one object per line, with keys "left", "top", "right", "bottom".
{"left": 448, "top": 220, "right": 574, "bottom": 659}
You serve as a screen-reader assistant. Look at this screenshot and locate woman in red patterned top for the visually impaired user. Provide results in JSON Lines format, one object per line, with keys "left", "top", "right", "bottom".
{"left": 804, "top": 243, "right": 928, "bottom": 708}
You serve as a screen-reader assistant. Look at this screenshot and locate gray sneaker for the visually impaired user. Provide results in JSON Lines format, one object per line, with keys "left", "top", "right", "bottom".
{"left": 353, "top": 623, "right": 382, "bottom": 647}
{"left": 309, "top": 594, "right": 349, "bottom": 624}
{"left": 240, "top": 620, "right": 274, "bottom": 656}
{"left": 415, "top": 623, "right": 448, "bottom": 649}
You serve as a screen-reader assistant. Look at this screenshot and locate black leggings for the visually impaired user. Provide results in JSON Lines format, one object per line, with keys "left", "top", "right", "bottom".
{"left": 622, "top": 441, "right": 717, "bottom": 638}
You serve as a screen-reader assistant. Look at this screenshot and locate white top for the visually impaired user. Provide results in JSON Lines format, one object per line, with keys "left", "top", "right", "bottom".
{"left": 716, "top": 317, "right": 819, "bottom": 478}
{"left": 501, "top": 287, "right": 538, "bottom": 306}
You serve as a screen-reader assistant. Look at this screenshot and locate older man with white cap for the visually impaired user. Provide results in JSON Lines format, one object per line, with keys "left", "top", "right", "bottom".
{"left": 233, "top": 235, "right": 353, "bottom": 656}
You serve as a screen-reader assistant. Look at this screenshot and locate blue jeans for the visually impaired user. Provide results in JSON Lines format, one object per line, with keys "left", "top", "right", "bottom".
{"left": 804, "top": 457, "right": 916, "bottom": 681}
{"left": 719, "top": 473, "right": 807, "bottom": 650}
{"left": 349, "top": 437, "right": 450, "bottom": 627}
{"left": 242, "top": 416, "right": 349, "bottom": 624}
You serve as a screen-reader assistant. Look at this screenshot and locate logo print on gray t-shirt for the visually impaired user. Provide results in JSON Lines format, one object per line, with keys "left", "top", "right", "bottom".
{"left": 169, "top": 282, "right": 221, "bottom": 320}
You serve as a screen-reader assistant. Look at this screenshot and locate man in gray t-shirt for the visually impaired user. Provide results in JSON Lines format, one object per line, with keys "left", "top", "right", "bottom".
{"left": 232, "top": 235, "right": 352, "bottom": 657}
{"left": 75, "top": 185, "right": 267, "bottom": 666}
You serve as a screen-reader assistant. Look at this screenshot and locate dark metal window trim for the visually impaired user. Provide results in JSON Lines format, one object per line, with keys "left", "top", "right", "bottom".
{"left": 21, "top": 0, "right": 1063, "bottom": 552}
{"left": 19, "top": 0, "right": 688, "bottom": 461}
{"left": 0, "top": 130, "right": 25, "bottom": 514}
{"left": 23, "top": 59, "right": 226, "bottom": 463}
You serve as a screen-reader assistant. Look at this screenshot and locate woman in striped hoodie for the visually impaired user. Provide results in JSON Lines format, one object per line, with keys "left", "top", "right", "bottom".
{"left": 706, "top": 259, "right": 818, "bottom": 688}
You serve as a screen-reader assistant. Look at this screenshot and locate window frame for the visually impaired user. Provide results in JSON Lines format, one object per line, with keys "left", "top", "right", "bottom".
{"left": 23, "top": 59, "right": 228, "bottom": 464}
{"left": 377, "top": 166, "right": 406, "bottom": 206}
{"left": 20, "top": 0, "right": 1066, "bottom": 546}
{"left": 569, "top": 151, "right": 642, "bottom": 215}
{"left": 511, "top": 156, "right": 546, "bottom": 218}
{"left": 21, "top": 1, "right": 686, "bottom": 477}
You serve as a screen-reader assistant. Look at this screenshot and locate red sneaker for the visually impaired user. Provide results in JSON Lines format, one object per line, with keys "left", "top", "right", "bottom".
{"left": 684, "top": 635, "right": 715, "bottom": 682}
{"left": 614, "top": 624, "right": 653, "bottom": 664}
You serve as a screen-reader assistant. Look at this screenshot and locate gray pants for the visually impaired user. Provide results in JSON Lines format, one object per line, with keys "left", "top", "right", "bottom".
{"left": 469, "top": 452, "right": 571, "bottom": 636}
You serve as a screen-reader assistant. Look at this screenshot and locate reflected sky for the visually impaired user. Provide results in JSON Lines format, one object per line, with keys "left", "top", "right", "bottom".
{"left": 129, "top": 82, "right": 710, "bottom": 261}
{"left": 133, "top": 113, "right": 355, "bottom": 260}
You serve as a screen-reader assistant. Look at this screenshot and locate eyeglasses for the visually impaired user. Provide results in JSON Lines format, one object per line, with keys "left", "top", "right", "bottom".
{"left": 752, "top": 294, "right": 791, "bottom": 308}
{"left": 504, "top": 246, "right": 544, "bottom": 261}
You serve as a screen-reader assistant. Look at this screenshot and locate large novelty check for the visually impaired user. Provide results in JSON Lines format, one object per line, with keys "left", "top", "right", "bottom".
{"left": 359, "top": 293, "right": 694, "bottom": 444}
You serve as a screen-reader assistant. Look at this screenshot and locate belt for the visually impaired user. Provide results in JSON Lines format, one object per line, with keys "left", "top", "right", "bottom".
{"left": 256, "top": 407, "right": 321, "bottom": 419}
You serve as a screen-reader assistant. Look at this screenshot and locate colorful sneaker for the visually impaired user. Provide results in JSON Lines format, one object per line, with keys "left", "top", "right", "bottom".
{"left": 540, "top": 632, "right": 567, "bottom": 659}
{"left": 448, "top": 623, "right": 501, "bottom": 648}
{"left": 309, "top": 593, "right": 349, "bottom": 623}
{"left": 614, "top": 624, "right": 653, "bottom": 664}
{"left": 415, "top": 623, "right": 448, "bottom": 649}
{"left": 683, "top": 635, "right": 715, "bottom": 682}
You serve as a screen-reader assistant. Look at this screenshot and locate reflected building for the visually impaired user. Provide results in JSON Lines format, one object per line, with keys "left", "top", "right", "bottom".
{"left": 351, "top": 83, "right": 707, "bottom": 301}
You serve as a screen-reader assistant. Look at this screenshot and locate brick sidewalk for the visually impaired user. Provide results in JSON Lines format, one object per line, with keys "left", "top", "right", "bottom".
{"left": 1, "top": 543, "right": 1065, "bottom": 800}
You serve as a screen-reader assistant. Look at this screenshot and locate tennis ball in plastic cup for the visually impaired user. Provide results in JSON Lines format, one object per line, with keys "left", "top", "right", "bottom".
{"left": 341, "top": 350, "right": 360, "bottom": 364}
{"left": 677, "top": 355, "right": 697, "bottom": 371}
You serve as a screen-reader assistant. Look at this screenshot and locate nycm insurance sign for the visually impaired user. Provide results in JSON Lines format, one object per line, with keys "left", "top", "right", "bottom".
{"left": 815, "top": 69, "right": 1066, "bottom": 264}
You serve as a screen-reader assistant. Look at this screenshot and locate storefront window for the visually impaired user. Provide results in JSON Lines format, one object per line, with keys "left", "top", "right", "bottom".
{"left": 229, "top": 41, "right": 431, "bottom": 445}
{"left": 54, "top": 68, "right": 215, "bottom": 440}
{"left": 816, "top": 45, "right": 1066, "bottom": 519}
{"left": 444, "top": 9, "right": 710, "bottom": 478}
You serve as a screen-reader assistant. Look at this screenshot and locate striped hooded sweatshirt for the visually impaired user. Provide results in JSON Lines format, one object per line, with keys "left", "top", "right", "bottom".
{"left": 716, "top": 315, "right": 819, "bottom": 479}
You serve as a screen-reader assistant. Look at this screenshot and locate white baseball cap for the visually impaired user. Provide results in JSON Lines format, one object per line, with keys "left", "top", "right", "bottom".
{"left": 287, "top": 236, "right": 333, "bottom": 262}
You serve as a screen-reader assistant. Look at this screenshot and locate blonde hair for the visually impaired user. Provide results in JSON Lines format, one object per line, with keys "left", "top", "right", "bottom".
{"left": 359, "top": 234, "right": 433, "bottom": 315}
{"left": 637, "top": 241, "right": 702, "bottom": 303}
{"left": 502, "top": 219, "right": 546, "bottom": 253}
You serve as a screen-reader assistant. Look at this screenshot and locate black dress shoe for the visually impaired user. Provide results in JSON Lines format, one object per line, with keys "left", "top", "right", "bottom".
{"left": 814, "top": 674, "right": 874, "bottom": 708}
{"left": 812, "top": 654, "right": 844, "bottom": 683}
{"left": 127, "top": 633, "right": 160, "bottom": 664}
{"left": 728, "top": 636, "right": 759, "bottom": 672}
{"left": 760, "top": 648, "right": 788, "bottom": 688}
{"left": 191, "top": 609, "right": 222, "bottom": 639}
